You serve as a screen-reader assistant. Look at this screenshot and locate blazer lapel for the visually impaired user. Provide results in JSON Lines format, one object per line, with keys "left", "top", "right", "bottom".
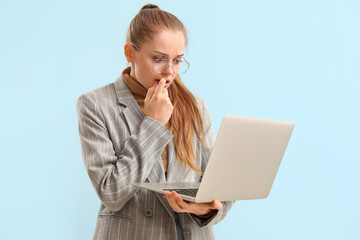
{"left": 113, "top": 76, "right": 166, "bottom": 183}
{"left": 114, "top": 76, "right": 144, "bottom": 135}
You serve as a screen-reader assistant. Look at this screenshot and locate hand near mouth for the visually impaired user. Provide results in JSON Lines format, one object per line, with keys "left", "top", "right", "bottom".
{"left": 144, "top": 78, "right": 173, "bottom": 126}
{"left": 155, "top": 78, "right": 170, "bottom": 87}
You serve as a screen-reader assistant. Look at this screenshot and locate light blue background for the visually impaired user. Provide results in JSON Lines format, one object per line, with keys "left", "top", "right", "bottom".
{"left": 1, "top": 0, "right": 359, "bottom": 239}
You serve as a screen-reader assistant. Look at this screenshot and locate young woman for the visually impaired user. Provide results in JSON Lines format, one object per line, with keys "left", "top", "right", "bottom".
{"left": 76, "top": 4, "right": 233, "bottom": 239}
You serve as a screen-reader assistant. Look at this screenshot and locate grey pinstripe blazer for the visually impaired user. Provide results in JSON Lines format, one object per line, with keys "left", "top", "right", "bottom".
{"left": 76, "top": 75, "right": 234, "bottom": 240}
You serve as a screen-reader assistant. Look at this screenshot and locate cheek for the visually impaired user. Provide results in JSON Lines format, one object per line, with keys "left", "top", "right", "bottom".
{"left": 134, "top": 61, "right": 154, "bottom": 88}
{"left": 137, "top": 70, "right": 156, "bottom": 89}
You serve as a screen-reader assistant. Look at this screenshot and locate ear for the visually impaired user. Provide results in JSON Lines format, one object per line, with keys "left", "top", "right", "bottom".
{"left": 124, "top": 43, "right": 135, "bottom": 62}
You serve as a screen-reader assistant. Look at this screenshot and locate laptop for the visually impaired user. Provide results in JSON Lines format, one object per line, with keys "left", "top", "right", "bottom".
{"left": 132, "top": 115, "right": 295, "bottom": 203}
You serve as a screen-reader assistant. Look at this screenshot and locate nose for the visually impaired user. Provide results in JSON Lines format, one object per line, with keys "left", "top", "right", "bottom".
{"left": 161, "top": 61, "right": 175, "bottom": 75}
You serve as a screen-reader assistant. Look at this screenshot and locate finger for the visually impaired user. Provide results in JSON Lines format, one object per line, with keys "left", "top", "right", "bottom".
{"left": 165, "top": 192, "right": 183, "bottom": 212}
{"left": 211, "top": 200, "right": 223, "bottom": 210}
{"left": 163, "top": 87, "right": 169, "bottom": 98}
{"left": 174, "top": 192, "right": 190, "bottom": 210}
{"left": 154, "top": 78, "right": 166, "bottom": 97}
{"left": 171, "top": 191, "right": 185, "bottom": 211}
{"left": 144, "top": 83, "right": 157, "bottom": 102}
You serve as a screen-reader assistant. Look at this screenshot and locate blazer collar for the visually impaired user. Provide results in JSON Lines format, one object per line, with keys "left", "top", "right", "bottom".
{"left": 113, "top": 75, "right": 145, "bottom": 135}
{"left": 114, "top": 75, "right": 139, "bottom": 108}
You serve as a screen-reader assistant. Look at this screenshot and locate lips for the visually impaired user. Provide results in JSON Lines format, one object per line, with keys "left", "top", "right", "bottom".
{"left": 155, "top": 79, "right": 170, "bottom": 84}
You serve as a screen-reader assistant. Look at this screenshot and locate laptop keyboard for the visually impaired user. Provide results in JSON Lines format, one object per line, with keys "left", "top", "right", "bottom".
{"left": 163, "top": 188, "right": 199, "bottom": 197}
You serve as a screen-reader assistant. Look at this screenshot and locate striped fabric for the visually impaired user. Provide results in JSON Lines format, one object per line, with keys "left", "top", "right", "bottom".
{"left": 76, "top": 75, "right": 234, "bottom": 240}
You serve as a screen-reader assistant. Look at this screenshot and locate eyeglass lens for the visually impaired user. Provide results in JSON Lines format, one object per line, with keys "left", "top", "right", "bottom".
{"left": 152, "top": 60, "right": 189, "bottom": 74}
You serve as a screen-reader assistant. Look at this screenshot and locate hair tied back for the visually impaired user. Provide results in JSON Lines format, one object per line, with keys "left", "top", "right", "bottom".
{"left": 141, "top": 4, "right": 160, "bottom": 11}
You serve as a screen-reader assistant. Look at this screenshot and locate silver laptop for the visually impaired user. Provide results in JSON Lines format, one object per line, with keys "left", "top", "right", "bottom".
{"left": 132, "top": 115, "right": 295, "bottom": 203}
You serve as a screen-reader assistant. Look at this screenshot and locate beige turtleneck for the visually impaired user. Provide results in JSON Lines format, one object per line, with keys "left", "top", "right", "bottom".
{"left": 122, "top": 67, "right": 169, "bottom": 173}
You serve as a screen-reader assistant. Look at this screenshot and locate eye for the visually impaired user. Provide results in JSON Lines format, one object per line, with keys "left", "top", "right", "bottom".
{"left": 154, "top": 57, "right": 167, "bottom": 63}
{"left": 173, "top": 59, "right": 182, "bottom": 64}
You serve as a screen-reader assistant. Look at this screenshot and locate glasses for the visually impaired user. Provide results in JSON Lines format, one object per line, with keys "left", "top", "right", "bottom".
{"left": 130, "top": 43, "right": 190, "bottom": 74}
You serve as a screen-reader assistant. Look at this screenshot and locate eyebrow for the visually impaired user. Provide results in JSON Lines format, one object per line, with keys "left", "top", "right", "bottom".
{"left": 153, "top": 50, "right": 184, "bottom": 58}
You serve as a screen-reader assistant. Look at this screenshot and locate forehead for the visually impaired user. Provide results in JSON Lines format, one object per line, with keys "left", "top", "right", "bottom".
{"left": 142, "top": 30, "right": 186, "bottom": 55}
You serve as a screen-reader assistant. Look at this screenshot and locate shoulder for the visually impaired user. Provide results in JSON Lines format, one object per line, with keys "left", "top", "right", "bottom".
{"left": 77, "top": 82, "right": 116, "bottom": 105}
{"left": 75, "top": 83, "right": 117, "bottom": 124}
{"left": 194, "top": 95, "right": 205, "bottom": 111}
{"left": 76, "top": 75, "right": 128, "bottom": 112}
{"left": 194, "top": 95, "right": 211, "bottom": 115}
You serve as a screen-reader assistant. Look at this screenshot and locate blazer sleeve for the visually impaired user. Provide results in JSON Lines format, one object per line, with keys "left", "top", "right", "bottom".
{"left": 188, "top": 98, "right": 235, "bottom": 227}
{"left": 76, "top": 93, "right": 173, "bottom": 212}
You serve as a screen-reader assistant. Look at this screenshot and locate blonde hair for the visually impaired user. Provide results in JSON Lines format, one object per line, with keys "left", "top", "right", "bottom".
{"left": 126, "top": 4, "right": 207, "bottom": 174}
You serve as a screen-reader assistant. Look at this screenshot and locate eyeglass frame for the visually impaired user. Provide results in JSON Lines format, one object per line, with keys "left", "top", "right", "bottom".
{"left": 129, "top": 42, "right": 190, "bottom": 74}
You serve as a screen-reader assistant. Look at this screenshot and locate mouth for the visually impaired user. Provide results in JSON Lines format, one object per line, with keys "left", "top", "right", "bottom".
{"left": 155, "top": 79, "right": 171, "bottom": 85}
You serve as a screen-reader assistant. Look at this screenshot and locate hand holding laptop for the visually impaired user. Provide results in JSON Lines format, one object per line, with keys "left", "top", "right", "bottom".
{"left": 164, "top": 191, "right": 223, "bottom": 216}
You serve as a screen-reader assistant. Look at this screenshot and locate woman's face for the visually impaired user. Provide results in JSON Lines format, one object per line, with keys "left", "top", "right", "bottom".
{"left": 128, "top": 30, "right": 186, "bottom": 89}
